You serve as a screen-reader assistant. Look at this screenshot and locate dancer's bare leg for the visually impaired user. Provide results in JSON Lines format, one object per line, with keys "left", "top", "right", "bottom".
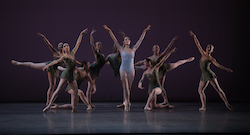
{"left": 144, "top": 92, "right": 155, "bottom": 111}
{"left": 210, "top": 79, "right": 234, "bottom": 111}
{"left": 43, "top": 79, "right": 67, "bottom": 112}
{"left": 117, "top": 79, "right": 126, "bottom": 108}
{"left": 11, "top": 60, "right": 46, "bottom": 70}
{"left": 51, "top": 95, "right": 80, "bottom": 109}
{"left": 46, "top": 72, "right": 56, "bottom": 106}
{"left": 159, "top": 75, "right": 174, "bottom": 108}
{"left": 68, "top": 80, "right": 78, "bottom": 113}
{"left": 120, "top": 70, "right": 134, "bottom": 111}
{"left": 86, "top": 79, "right": 96, "bottom": 108}
{"left": 168, "top": 57, "right": 195, "bottom": 72}
{"left": 68, "top": 89, "right": 92, "bottom": 110}
{"left": 198, "top": 81, "right": 209, "bottom": 111}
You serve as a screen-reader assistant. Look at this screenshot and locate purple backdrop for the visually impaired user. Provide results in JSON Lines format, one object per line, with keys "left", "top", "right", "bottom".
{"left": 0, "top": 0, "right": 248, "bottom": 102}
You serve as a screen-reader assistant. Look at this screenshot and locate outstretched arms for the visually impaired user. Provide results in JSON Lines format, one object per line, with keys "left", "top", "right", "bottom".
{"left": 90, "top": 28, "right": 98, "bottom": 56}
{"left": 133, "top": 25, "right": 151, "bottom": 51}
{"left": 160, "top": 36, "right": 178, "bottom": 57}
{"left": 72, "top": 28, "right": 88, "bottom": 54}
{"left": 189, "top": 30, "right": 205, "bottom": 55}
{"left": 155, "top": 47, "right": 177, "bottom": 69}
{"left": 37, "top": 33, "right": 58, "bottom": 56}
{"left": 103, "top": 25, "right": 122, "bottom": 51}
{"left": 211, "top": 58, "right": 233, "bottom": 73}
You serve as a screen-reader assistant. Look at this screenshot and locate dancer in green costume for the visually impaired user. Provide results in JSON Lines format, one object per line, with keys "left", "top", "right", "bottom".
{"left": 11, "top": 33, "right": 64, "bottom": 106}
{"left": 43, "top": 28, "right": 88, "bottom": 113}
{"left": 51, "top": 61, "right": 96, "bottom": 111}
{"left": 138, "top": 48, "right": 177, "bottom": 110}
{"left": 86, "top": 29, "right": 106, "bottom": 108}
{"left": 189, "top": 30, "right": 233, "bottom": 111}
{"left": 135, "top": 36, "right": 195, "bottom": 108}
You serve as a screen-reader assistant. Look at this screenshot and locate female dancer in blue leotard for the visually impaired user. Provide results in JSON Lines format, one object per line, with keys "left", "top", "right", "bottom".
{"left": 189, "top": 30, "right": 233, "bottom": 111}
{"left": 104, "top": 25, "right": 151, "bottom": 111}
{"left": 42, "top": 28, "right": 88, "bottom": 113}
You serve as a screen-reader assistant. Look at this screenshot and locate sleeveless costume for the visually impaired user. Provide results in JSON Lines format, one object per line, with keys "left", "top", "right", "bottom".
{"left": 120, "top": 51, "right": 135, "bottom": 74}
{"left": 199, "top": 59, "right": 217, "bottom": 82}
{"left": 46, "top": 56, "right": 64, "bottom": 77}
{"left": 65, "top": 69, "right": 87, "bottom": 91}
{"left": 89, "top": 52, "right": 106, "bottom": 78}
{"left": 150, "top": 56, "right": 171, "bottom": 80}
{"left": 146, "top": 69, "right": 162, "bottom": 94}
{"left": 60, "top": 53, "right": 76, "bottom": 83}
{"left": 106, "top": 53, "right": 121, "bottom": 77}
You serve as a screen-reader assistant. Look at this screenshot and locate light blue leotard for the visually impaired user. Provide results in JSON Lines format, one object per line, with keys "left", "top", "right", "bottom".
{"left": 120, "top": 51, "right": 135, "bottom": 74}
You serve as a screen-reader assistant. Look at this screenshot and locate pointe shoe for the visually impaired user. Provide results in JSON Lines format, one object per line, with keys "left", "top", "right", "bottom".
{"left": 72, "top": 108, "right": 77, "bottom": 113}
{"left": 11, "top": 60, "right": 20, "bottom": 65}
{"left": 188, "top": 57, "right": 195, "bottom": 62}
{"left": 144, "top": 106, "right": 152, "bottom": 111}
{"left": 199, "top": 107, "right": 206, "bottom": 111}
{"left": 87, "top": 105, "right": 92, "bottom": 111}
{"left": 43, "top": 106, "right": 50, "bottom": 112}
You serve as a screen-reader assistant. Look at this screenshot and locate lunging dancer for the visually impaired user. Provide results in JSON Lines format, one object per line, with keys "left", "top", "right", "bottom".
{"left": 86, "top": 29, "right": 106, "bottom": 108}
{"left": 103, "top": 24, "right": 151, "bottom": 111}
{"left": 189, "top": 30, "right": 233, "bottom": 111}
{"left": 11, "top": 33, "right": 64, "bottom": 106}
{"left": 43, "top": 28, "right": 88, "bottom": 113}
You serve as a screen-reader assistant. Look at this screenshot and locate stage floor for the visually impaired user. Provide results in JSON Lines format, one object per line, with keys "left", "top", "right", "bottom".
{"left": 0, "top": 102, "right": 249, "bottom": 134}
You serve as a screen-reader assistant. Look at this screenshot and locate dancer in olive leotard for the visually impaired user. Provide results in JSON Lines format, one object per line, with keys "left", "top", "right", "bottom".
{"left": 43, "top": 28, "right": 88, "bottom": 113}
{"left": 51, "top": 61, "right": 96, "bottom": 111}
{"left": 104, "top": 24, "right": 151, "bottom": 111}
{"left": 189, "top": 30, "right": 233, "bottom": 111}
{"left": 135, "top": 36, "right": 195, "bottom": 108}
{"left": 138, "top": 48, "right": 176, "bottom": 110}
{"left": 11, "top": 33, "right": 64, "bottom": 106}
{"left": 86, "top": 29, "right": 106, "bottom": 108}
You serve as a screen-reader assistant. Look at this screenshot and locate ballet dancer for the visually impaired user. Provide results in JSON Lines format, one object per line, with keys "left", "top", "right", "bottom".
{"left": 103, "top": 24, "right": 151, "bottom": 111}
{"left": 135, "top": 36, "right": 195, "bottom": 108}
{"left": 51, "top": 61, "right": 96, "bottom": 111}
{"left": 86, "top": 29, "right": 106, "bottom": 108}
{"left": 11, "top": 33, "right": 65, "bottom": 106}
{"left": 43, "top": 28, "right": 88, "bottom": 113}
{"left": 189, "top": 30, "right": 233, "bottom": 111}
{"left": 138, "top": 48, "right": 177, "bottom": 110}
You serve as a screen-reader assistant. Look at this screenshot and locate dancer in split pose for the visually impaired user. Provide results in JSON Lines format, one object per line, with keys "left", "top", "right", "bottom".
{"left": 189, "top": 30, "right": 233, "bottom": 111}
{"left": 138, "top": 48, "right": 177, "bottom": 110}
{"left": 11, "top": 33, "right": 65, "bottom": 105}
{"left": 104, "top": 24, "right": 151, "bottom": 111}
{"left": 43, "top": 28, "right": 88, "bottom": 113}
{"left": 135, "top": 36, "right": 195, "bottom": 108}
{"left": 51, "top": 61, "right": 96, "bottom": 111}
{"left": 86, "top": 29, "right": 106, "bottom": 108}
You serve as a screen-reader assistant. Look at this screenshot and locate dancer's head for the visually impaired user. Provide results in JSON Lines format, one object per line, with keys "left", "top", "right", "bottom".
{"left": 152, "top": 45, "right": 160, "bottom": 54}
{"left": 95, "top": 42, "right": 102, "bottom": 52}
{"left": 206, "top": 44, "right": 214, "bottom": 54}
{"left": 62, "top": 42, "right": 70, "bottom": 53}
{"left": 145, "top": 58, "right": 152, "bottom": 67}
{"left": 123, "top": 36, "right": 131, "bottom": 46}
{"left": 80, "top": 60, "right": 90, "bottom": 70}
{"left": 58, "top": 42, "right": 63, "bottom": 52}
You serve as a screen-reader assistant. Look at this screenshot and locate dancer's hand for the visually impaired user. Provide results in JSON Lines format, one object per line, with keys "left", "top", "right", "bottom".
{"left": 144, "top": 25, "right": 151, "bottom": 32}
{"left": 173, "top": 36, "right": 178, "bottom": 41}
{"left": 37, "top": 33, "right": 45, "bottom": 38}
{"left": 138, "top": 82, "right": 144, "bottom": 90}
{"left": 92, "top": 84, "right": 97, "bottom": 94}
{"left": 81, "top": 28, "right": 88, "bottom": 34}
{"left": 226, "top": 68, "right": 233, "bottom": 73}
{"left": 43, "top": 65, "right": 49, "bottom": 71}
{"left": 103, "top": 25, "right": 111, "bottom": 31}
{"left": 189, "top": 30, "right": 196, "bottom": 37}
{"left": 170, "top": 47, "right": 177, "bottom": 53}
{"left": 91, "top": 28, "right": 96, "bottom": 35}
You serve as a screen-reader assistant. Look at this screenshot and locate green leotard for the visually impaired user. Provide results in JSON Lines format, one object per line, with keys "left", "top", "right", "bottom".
{"left": 89, "top": 52, "right": 106, "bottom": 78}
{"left": 199, "top": 59, "right": 217, "bottom": 82}
{"left": 46, "top": 57, "right": 64, "bottom": 77}
{"left": 65, "top": 70, "right": 86, "bottom": 91}
{"left": 106, "top": 53, "right": 121, "bottom": 77}
{"left": 60, "top": 53, "right": 76, "bottom": 82}
{"left": 146, "top": 69, "right": 162, "bottom": 94}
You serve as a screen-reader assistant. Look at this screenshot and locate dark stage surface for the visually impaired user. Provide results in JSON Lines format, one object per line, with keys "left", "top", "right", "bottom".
{"left": 0, "top": 102, "right": 249, "bottom": 134}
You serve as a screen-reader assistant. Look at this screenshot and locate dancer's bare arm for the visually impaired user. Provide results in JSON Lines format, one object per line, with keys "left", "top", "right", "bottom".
{"left": 211, "top": 58, "right": 233, "bottom": 73}
{"left": 160, "top": 36, "right": 178, "bottom": 57}
{"left": 155, "top": 48, "right": 177, "bottom": 69}
{"left": 89, "top": 29, "right": 99, "bottom": 58}
{"left": 37, "top": 33, "right": 58, "bottom": 56}
{"left": 103, "top": 25, "right": 122, "bottom": 51}
{"left": 189, "top": 30, "right": 205, "bottom": 55}
{"left": 133, "top": 25, "right": 151, "bottom": 51}
{"left": 72, "top": 28, "right": 88, "bottom": 54}
{"left": 138, "top": 72, "right": 146, "bottom": 89}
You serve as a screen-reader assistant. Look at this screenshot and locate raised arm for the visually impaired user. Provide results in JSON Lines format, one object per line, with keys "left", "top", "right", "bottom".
{"left": 138, "top": 72, "right": 146, "bottom": 90}
{"left": 103, "top": 25, "right": 122, "bottom": 51}
{"left": 211, "top": 58, "right": 233, "bottom": 73}
{"left": 160, "top": 36, "right": 178, "bottom": 57}
{"left": 133, "top": 25, "right": 151, "bottom": 51}
{"left": 37, "top": 33, "right": 58, "bottom": 56}
{"left": 155, "top": 47, "right": 177, "bottom": 69}
{"left": 189, "top": 30, "right": 205, "bottom": 55}
{"left": 90, "top": 28, "right": 98, "bottom": 55}
{"left": 72, "top": 28, "right": 88, "bottom": 54}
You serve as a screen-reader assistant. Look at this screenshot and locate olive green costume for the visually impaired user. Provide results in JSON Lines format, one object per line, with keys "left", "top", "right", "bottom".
{"left": 199, "top": 59, "right": 217, "bottom": 82}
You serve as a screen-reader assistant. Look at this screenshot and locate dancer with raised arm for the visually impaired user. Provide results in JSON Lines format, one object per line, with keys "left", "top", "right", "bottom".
{"left": 103, "top": 24, "right": 151, "bottom": 111}
{"left": 86, "top": 29, "right": 106, "bottom": 108}
{"left": 43, "top": 28, "right": 88, "bottom": 113}
{"left": 135, "top": 36, "right": 195, "bottom": 108}
{"left": 189, "top": 30, "right": 233, "bottom": 111}
{"left": 11, "top": 33, "right": 64, "bottom": 106}
{"left": 138, "top": 48, "right": 176, "bottom": 110}
{"left": 51, "top": 61, "right": 96, "bottom": 111}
